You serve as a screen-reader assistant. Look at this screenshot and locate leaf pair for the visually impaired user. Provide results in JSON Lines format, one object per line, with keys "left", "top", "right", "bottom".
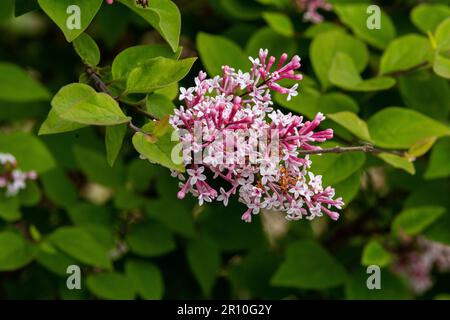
{"left": 40, "top": 83, "right": 130, "bottom": 136}
{"left": 38, "top": 0, "right": 180, "bottom": 52}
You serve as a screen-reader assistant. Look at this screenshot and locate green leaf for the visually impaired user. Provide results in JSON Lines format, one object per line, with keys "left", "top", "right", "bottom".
{"left": 328, "top": 111, "right": 372, "bottom": 142}
{"left": 36, "top": 243, "right": 78, "bottom": 276}
{"left": 346, "top": 269, "right": 411, "bottom": 300}
{"left": 73, "top": 145, "right": 125, "bottom": 188}
{"left": 87, "top": 272, "right": 135, "bottom": 300}
{"left": 424, "top": 137, "right": 450, "bottom": 179}
{"left": 262, "top": 12, "right": 294, "bottom": 37}
{"left": 0, "top": 100, "right": 48, "bottom": 121}
{"left": 112, "top": 44, "right": 181, "bottom": 80}
{"left": 377, "top": 153, "right": 415, "bottom": 175}
{"left": 407, "top": 136, "right": 437, "bottom": 158}
{"left": 73, "top": 33, "right": 100, "bottom": 67}
{"left": 39, "top": 108, "right": 86, "bottom": 135}
{"left": 318, "top": 92, "right": 359, "bottom": 114}
{"left": 368, "top": 107, "right": 450, "bottom": 149}
{"left": 126, "top": 57, "right": 196, "bottom": 94}
{"left": 275, "top": 89, "right": 359, "bottom": 120}
{"left": 155, "top": 82, "right": 178, "bottom": 100}
{"left": 219, "top": 0, "right": 264, "bottom": 20}
{"left": 334, "top": 4, "right": 395, "bottom": 49}
{"left": 432, "top": 18, "right": 450, "bottom": 79}
{"left": 271, "top": 240, "right": 348, "bottom": 289}
{"left": 304, "top": 22, "right": 343, "bottom": 38}
{"left": 37, "top": 0, "right": 103, "bottom": 42}
{"left": 125, "top": 222, "right": 176, "bottom": 257}
{"left": 435, "top": 17, "right": 450, "bottom": 52}
{"left": 350, "top": 77, "right": 396, "bottom": 92}
{"left": 228, "top": 248, "right": 282, "bottom": 297}
{"left": 245, "top": 27, "right": 298, "bottom": 59}
{"left": 146, "top": 93, "right": 175, "bottom": 119}
{"left": 41, "top": 168, "right": 78, "bottom": 208}
{"left": 329, "top": 52, "right": 396, "bottom": 91}
{"left": 426, "top": 212, "right": 450, "bottom": 246}
{"left": 186, "top": 236, "right": 221, "bottom": 297}
{"left": 0, "top": 195, "right": 21, "bottom": 222}
{"left": 0, "top": 62, "right": 50, "bottom": 102}
{"left": 67, "top": 202, "right": 112, "bottom": 226}
{"left": 310, "top": 142, "right": 366, "bottom": 185}
{"left": 411, "top": 3, "right": 450, "bottom": 34}
{"left": 333, "top": 171, "right": 361, "bottom": 205}
{"left": 50, "top": 226, "right": 112, "bottom": 269}
{"left": 114, "top": 187, "right": 144, "bottom": 210}
{"left": 126, "top": 159, "right": 159, "bottom": 192}
{"left": 0, "top": 231, "right": 35, "bottom": 271}
{"left": 405, "top": 181, "right": 450, "bottom": 210}
{"left": 51, "top": 83, "right": 130, "bottom": 126}
{"left": 275, "top": 86, "right": 319, "bottom": 118}
{"left": 362, "top": 240, "right": 392, "bottom": 267}
{"left": 379, "top": 34, "right": 432, "bottom": 75}
{"left": 433, "top": 52, "right": 450, "bottom": 79}
{"left": 0, "top": 132, "right": 55, "bottom": 173}
{"left": 392, "top": 206, "right": 446, "bottom": 236}
{"left": 0, "top": 0, "right": 14, "bottom": 22}
{"left": 200, "top": 203, "right": 265, "bottom": 252}
{"left": 132, "top": 120, "right": 185, "bottom": 172}
{"left": 117, "top": 0, "right": 180, "bottom": 51}
{"left": 398, "top": 70, "right": 450, "bottom": 120}
{"left": 145, "top": 199, "right": 195, "bottom": 238}
{"left": 125, "top": 260, "right": 164, "bottom": 300}
{"left": 18, "top": 181, "right": 41, "bottom": 207}
{"left": 105, "top": 124, "right": 127, "bottom": 167}
{"left": 197, "top": 32, "right": 248, "bottom": 76}
{"left": 310, "top": 30, "right": 369, "bottom": 89}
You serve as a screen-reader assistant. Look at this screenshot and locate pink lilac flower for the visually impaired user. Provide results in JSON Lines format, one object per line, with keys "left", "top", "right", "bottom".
{"left": 0, "top": 153, "right": 37, "bottom": 197}
{"left": 392, "top": 236, "right": 450, "bottom": 294}
{"left": 168, "top": 48, "right": 344, "bottom": 223}
{"left": 295, "top": 0, "right": 332, "bottom": 24}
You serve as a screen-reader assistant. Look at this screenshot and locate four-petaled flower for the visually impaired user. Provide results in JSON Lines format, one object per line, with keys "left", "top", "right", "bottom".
{"left": 187, "top": 166, "right": 207, "bottom": 185}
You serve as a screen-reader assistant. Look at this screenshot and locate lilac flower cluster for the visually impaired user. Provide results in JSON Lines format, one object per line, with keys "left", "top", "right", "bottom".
{"left": 0, "top": 153, "right": 37, "bottom": 197}
{"left": 169, "top": 49, "right": 344, "bottom": 223}
{"left": 392, "top": 236, "right": 450, "bottom": 294}
{"left": 295, "top": 0, "right": 332, "bottom": 23}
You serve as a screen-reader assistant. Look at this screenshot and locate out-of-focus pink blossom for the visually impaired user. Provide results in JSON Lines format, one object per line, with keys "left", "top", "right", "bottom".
{"left": 392, "top": 236, "right": 450, "bottom": 294}
{"left": 0, "top": 153, "right": 37, "bottom": 197}
{"left": 168, "top": 49, "right": 344, "bottom": 223}
{"left": 295, "top": 0, "right": 332, "bottom": 24}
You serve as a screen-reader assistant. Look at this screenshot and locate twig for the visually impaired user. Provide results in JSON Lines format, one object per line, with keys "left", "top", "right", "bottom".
{"left": 128, "top": 121, "right": 143, "bottom": 134}
{"left": 85, "top": 65, "right": 156, "bottom": 121}
{"left": 297, "top": 144, "right": 406, "bottom": 157}
{"left": 85, "top": 66, "right": 113, "bottom": 96}
{"left": 126, "top": 104, "right": 156, "bottom": 119}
